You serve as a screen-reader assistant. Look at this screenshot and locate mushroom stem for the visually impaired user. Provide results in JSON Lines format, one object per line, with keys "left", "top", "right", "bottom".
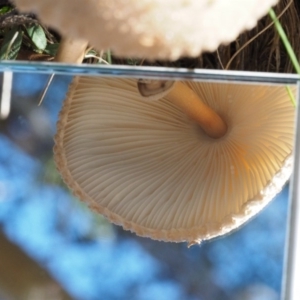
{"left": 166, "top": 82, "right": 227, "bottom": 138}
{"left": 54, "top": 37, "right": 88, "bottom": 63}
{"left": 38, "top": 37, "right": 88, "bottom": 106}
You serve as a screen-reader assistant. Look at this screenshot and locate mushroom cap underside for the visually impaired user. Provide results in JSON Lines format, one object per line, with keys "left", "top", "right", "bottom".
{"left": 14, "top": 0, "right": 278, "bottom": 60}
{"left": 54, "top": 77, "right": 294, "bottom": 244}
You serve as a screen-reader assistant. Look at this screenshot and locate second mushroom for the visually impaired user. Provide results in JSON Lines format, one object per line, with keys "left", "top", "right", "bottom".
{"left": 54, "top": 77, "right": 294, "bottom": 245}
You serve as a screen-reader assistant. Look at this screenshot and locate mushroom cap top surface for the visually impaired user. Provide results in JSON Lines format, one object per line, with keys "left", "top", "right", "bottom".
{"left": 54, "top": 77, "right": 294, "bottom": 244}
{"left": 14, "top": 0, "right": 278, "bottom": 60}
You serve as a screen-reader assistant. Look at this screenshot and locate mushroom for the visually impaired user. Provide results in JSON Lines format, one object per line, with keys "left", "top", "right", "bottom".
{"left": 14, "top": 0, "right": 278, "bottom": 60}
{"left": 54, "top": 37, "right": 88, "bottom": 64}
{"left": 138, "top": 79, "right": 227, "bottom": 138}
{"left": 37, "top": 37, "right": 89, "bottom": 105}
{"left": 54, "top": 77, "right": 295, "bottom": 244}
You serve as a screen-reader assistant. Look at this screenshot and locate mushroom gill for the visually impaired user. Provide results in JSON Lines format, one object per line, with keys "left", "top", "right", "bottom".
{"left": 54, "top": 77, "right": 295, "bottom": 244}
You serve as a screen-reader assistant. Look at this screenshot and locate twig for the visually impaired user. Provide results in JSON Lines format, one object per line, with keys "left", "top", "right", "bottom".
{"left": 0, "top": 14, "right": 39, "bottom": 29}
{"left": 225, "top": 0, "right": 293, "bottom": 70}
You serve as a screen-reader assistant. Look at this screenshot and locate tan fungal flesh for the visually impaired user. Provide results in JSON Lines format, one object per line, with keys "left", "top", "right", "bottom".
{"left": 54, "top": 37, "right": 88, "bottom": 63}
{"left": 55, "top": 77, "right": 294, "bottom": 243}
{"left": 165, "top": 82, "right": 228, "bottom": 138}
{"left": 138, "top": 80, "right": 228, "bottom": 138}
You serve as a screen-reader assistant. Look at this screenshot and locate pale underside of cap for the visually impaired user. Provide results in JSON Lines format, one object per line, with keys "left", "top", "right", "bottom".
{"left": 54, "top": 77, "right": 294, "bottom": 244}
{"left": 14, "top": 0, "right": 278, "bottom": 60}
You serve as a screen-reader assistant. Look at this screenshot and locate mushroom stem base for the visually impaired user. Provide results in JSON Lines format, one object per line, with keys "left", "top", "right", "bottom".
{"left": 166, "top": 82, "right": 227, "bottom": 139}
{"left": 55, "top": 37, "right": 89, "bottom": 63}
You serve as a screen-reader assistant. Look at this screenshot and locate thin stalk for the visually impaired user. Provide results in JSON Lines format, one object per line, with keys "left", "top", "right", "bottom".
{"left": 269, "top": 8, "right": 300, "bottom": 75}
{"left": 269, "top": 8, "right": 299, "bottom": 107}
{"left": 4, "top": 31, "right": 19, "bottom": 60}
{"left": 286, "top": 86, "right": 296, "bottom": 107}
{"left": 106, "top": 49, "right": 112, "bottom": 64}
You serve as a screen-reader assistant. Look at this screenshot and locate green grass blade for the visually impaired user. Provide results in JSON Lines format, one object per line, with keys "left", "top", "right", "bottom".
{"left": 269, "top": 8, "right": 299, "bottom": 107}
{"left": 286, "top": 86, "right": 296, "bottom": 107}
{"left": 269, "top": 8, "right": 300, "bottom": 75}
{"left": 0, "top": 27, "right": 23, "bottom": 60}
{"left": 106, "top": 50, "right": 112, "bottom": 64}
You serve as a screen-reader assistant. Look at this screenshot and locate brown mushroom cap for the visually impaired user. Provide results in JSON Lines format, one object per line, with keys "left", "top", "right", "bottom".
{"left": 54, "top": 77, "right": 294, "bottom": 244}
{"left": 14, "top": 0, "right": 278, "bottom": 60}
